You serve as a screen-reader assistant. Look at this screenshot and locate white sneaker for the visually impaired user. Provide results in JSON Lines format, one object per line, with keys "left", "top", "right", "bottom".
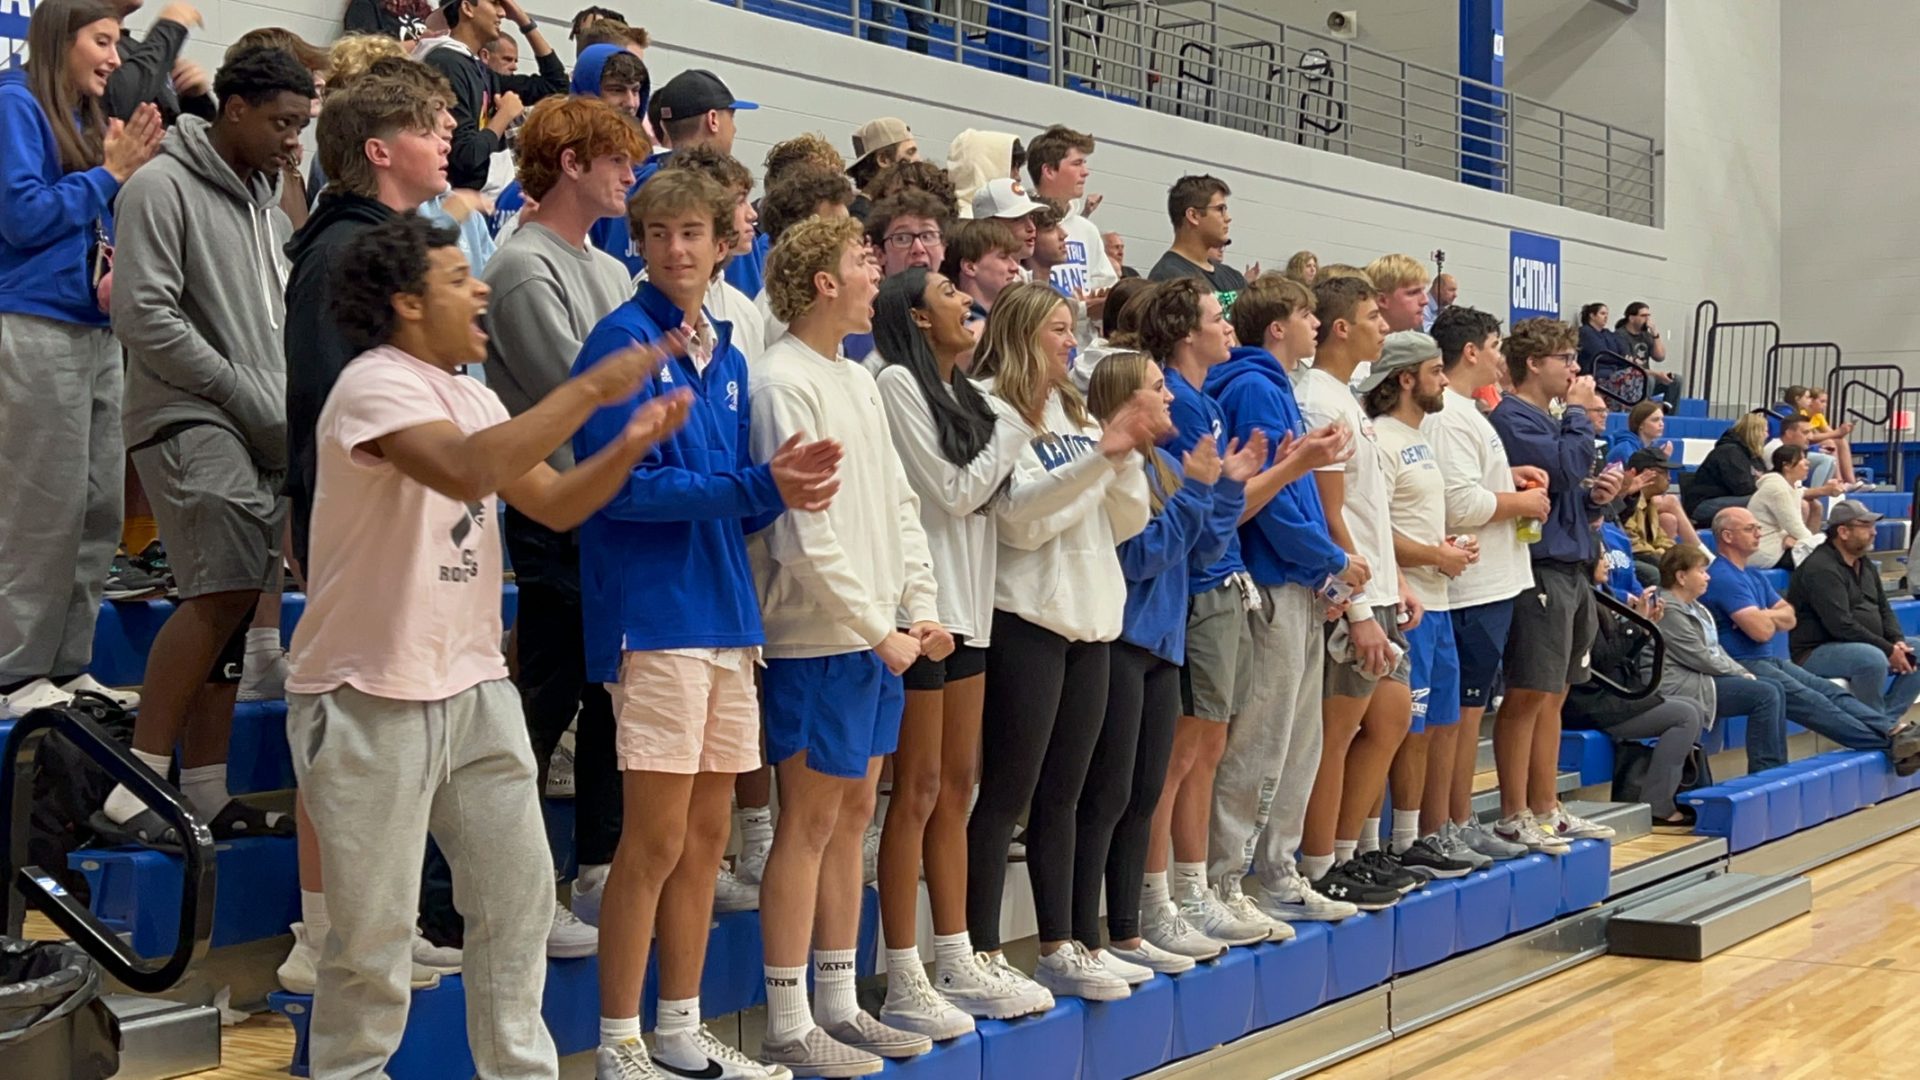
{"left": 1493, "top": 810, "right": 1571, "bottom": 855}
{"left": 1457, "top": 819, "right": 1529, "bottom": 861}
{"left": 934, "top": 952, "right": 1051, "bottom": 1019}
{"left": 545, "top": 729, "right": 576, "bottom": 799}
{"left": 862, "top": 822, "right": 881, "bottom": 885}
{"left": 735, "top": 830, "right": 772, "bottom": 886}
{"left": 548, "top": 902, "right": 598, "bottom": 958}
{"left": 236, "top": 650, "right": 288, "bottom": 703}
{"left": 57, "top": 674, "right": 134, "bottom": 711}
{"left": 715, "top": 865, "right": 760, "bottom": 913}
{"left": 653, "top": 1024, "right": 794, "bottom": 1079}
{"left": 411, "top": 927, "right": 462, "bottom": 974}
{"left": 1033, "top": 942, "right": 1129, "bottom": 1002}
{"left": 1253, "top": 871, "right": 1359, "bottom": 922}
{"left": 597, "top": 1039, "right": 661, "bottom": 1079}
{"left": 4, "top": 678, "right": 73, "bottom": 718}
{"left": 879, "top": 963, "right": 976, "bottom": 1040}
{"left": 280, "top": 923, "right": 442, "bottom": 993}
{"left": 1543, "top": 804, "right": 1616, "bottom": 841}
{"left": 1140, "top": 901, "right": 1227, "bottom": 961}
{"left": 1220, "top": 877, "right": 1294, "bottom": 942}
{"left": 1107, "top": 937, "right": 1195, "bottom": 975}
{"left": 1175, "top": 882, "right": 1269, "bottom": 946}
{"left": 1094, "top": 948, "right": 1152, "bottom": 986}
{"left": 572, "top": 872, "right": 606, "bottom": 927}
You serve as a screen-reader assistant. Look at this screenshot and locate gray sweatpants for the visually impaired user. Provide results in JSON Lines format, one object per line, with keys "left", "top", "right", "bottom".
{"left": 288, "top": 679, "right": 556, "bottom": 1080}
{"left": 0, "top": 314, "right": 121, "bottom": 682}
{"left": 1209, "top": 583, "right": 1325, "bottom": 892}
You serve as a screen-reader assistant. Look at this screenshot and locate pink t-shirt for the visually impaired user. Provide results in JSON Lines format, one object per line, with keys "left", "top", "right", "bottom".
{"left": 287, "top": 345, "right": 512, "bottom": 701}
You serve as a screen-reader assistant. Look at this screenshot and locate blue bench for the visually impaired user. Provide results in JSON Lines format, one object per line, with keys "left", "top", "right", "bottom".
{"left": 1685, "top": 749, "right": 1914, "bottom": 850}
{"left": 70, "top": 836, "right": 296, "bottom": 957}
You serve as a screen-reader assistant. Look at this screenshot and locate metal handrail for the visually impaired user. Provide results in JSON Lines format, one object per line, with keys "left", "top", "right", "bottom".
{"left": 1688, "top": 299, "right": 1719, "bottom": 390}
{"left": 1699, "top": 319, "right": 1780, "bottom": 409}
{"left": 1588, "top": 587, "right": 1665, "bottom": 702}
{"left": 1829, "top": 368, "right": 1916, "bottom": 489}
{"left": 1, "top": 697, "right": 214, "bottom": 993}
{"left": 1591, "top": 349, "right": 1650, "bottom": 409}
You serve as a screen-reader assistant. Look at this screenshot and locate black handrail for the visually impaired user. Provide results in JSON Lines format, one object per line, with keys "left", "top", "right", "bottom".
{"left": 1764, "top": 341, "right": 1843, "bottom": 409}
{"left": 1589, "top": 587, "right": 1665, "bottom": 701}
{"left": 1, "top": 699, "right": 214, "bottom": 993}
{"left": 1827, "top": 368, "right": 1917, "bottom": 490}
{"left": 1591, "top": 349, "right": 1649, "bottom": 408}
{"left": 1687, "top": 298, "right": 1718, "bottom": 391}
{"left": 1699, "top": 319, "right": 1780, "bottom": 407}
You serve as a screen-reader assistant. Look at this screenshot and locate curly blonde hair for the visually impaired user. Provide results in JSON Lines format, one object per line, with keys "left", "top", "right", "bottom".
{"left": 764, "top": 132, "right": 846, "bottom": 186}
{"left": 327, "top": 33, "right": 409, "bottom": 94}
{"left": 765, "top": 216, "right": 867, "bottom": 325}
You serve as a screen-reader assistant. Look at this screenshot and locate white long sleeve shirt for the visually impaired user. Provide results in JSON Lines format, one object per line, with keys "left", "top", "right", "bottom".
{"left": 1430, "top": 388, "right": 1533, "bottom": 608}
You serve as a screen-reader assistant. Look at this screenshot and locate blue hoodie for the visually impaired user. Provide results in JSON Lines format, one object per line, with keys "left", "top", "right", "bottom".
{"left": 572, "top": 283, "right": 786, "bottom": 681}
{"left": 1166, "top": 366, "right": 1248, "bottom": 593}
{"left": 1120, "top": 448, "right": 1242, "bottom": 665}
{"left": 0, "top": 69, "right": 120, "bottom": 326}
{"left": 1203, "top": 346, "right": 1349, "bottom": 588}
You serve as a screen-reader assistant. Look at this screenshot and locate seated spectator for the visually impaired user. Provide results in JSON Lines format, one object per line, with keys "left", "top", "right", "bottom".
{"left": 1103, "top": 231, "right": 1138, "bottom": 279}
{"left": 1787, "top": 385, "right": 1859, "bottom": 485}
{"left": 1607, "top": 399, "right": 1671, "bottom": 465}
{"left": 1285, "top": 249, "right": 1317, "bottom": 284}
{"left": 1576, "top": 302, "right": 1625, "bottom": 374}
{"left": 106, "top": 0, "right": 214, "bottom": 125}
{"left": 1683, "top": 411, "right": 1767, "bottom": 526}
{"left": 1620, "top": 446, "right": 1699, "bottom": 585}
{"left": 1767, "top": 412, "right": 1846, "bottom": 504}
{"left": 1657, "top": 544, "right": 1788, "bottom": 776}
{"left": 1563, "top": 568, "right": 1702, "bottom": 828}
{"left": 945, "top": 129, "right": 1023, "bottom": 218}
{"left": 1702, "top": 507, "right": 1920, "bottom": 771}
{"left": 1613, "top": 302, "right": 1682, "bottom": 411}
{"left": 1786, "top": 501, "right": 1920, "bottom": 719}
{"left": 1750, "top": 445, "right": 1817, "bottom": 569}
{"left": 847, "top": 116, "right": 917, "bottom": 217}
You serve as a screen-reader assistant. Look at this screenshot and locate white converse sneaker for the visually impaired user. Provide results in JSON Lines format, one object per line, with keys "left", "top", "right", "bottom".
{"left": 1253, "top": 871, "right": 1359, "bottom": 922}
{"left": 1033, "top": 942, "right": 1129, "bottom": 1002}
{"left": 572, "top": 872, "right": 606, "bottom": 926}
{"left": 1094, "top": 948, "right": 1152, "bottom": 986}
{"left": 1543, "top": 804, "right": 1616, "bottom": 841}
{"left": 985, "top": 952, "right": 1056, "bottom": 1013}
{"left": 879, "top": 964, "right": 975, "bottom": 1041}
{"left": 934, "top": 952, "right": 1050, "bottom": 1019}
{"left": 735, "top": 832, "right": 772, "bottom": 886}
{"left": 56, "top": 674, "right": 133, "bottom": 711}
{"left": 3, "top": 677, "right": 72, "bottom": 718}
{"left": 1107, "top": 937, "right": 1195, "bottom": 975}
{"left": 1140, "top": 901, "right": 1227, "bottom": 960}
{"left": 1220, "top": 877, "right": 1294, "bottom": 942}
{"left": 548, "top": 901, "right": 598, "bottom": 958}
{"left": 1493, "top": 810, "right": 1571, "bottom": 855}
{"left": 1175, "top": 882, "right": 1269, "bottom": 946}
{"left": 412, "top": 927, "right": 462, "bottom": 974}
{"left": 597, "top": 1038, "right": 662, "bottom": 1079}
{"left": 236, "top": 649, "right": 289, "bottom": 703}
{"left": 715, "top": 865, "right": 761, "bottom": 913}
{"left": 545, "top": 729, "right": 576, "bottom": 799}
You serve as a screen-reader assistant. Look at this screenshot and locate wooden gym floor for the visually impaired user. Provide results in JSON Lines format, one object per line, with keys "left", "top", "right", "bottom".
{"left": 167, "top": 825, "right": 1920, "bottom": 1078}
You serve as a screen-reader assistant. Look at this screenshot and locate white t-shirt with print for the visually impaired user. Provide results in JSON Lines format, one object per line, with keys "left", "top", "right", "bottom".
{"left": 1297, "top": 366, "right": 1399, "bottom": 619}
{"left": 1373, "top": 413, "right": 1452, "bottom": 614}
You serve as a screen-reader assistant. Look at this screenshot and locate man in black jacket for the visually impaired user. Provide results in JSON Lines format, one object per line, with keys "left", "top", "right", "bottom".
{"left": 1787, "top": 501, "right": 1920, "bottom": 718}
{"left": 105, "top": 1, "right": 215, "bottom": 124}
{"left": 420, "top": 0, "right": 569, "bottom": 190}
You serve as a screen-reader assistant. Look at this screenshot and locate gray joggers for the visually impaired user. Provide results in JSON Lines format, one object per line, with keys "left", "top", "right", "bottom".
{"left": 1208, "top": 582, "right": 1324, "bottom": 892}
{"left": 0, "top": 314, "right": 121, "bottom": 682}
{"left": 288, "top": 679, "right": 557, "bottom": 1080}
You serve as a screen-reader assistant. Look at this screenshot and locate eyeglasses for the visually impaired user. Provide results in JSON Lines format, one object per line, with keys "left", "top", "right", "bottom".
{"left": 1548, "top": 351, "right": 1578, "bottom": 364}
{"left": 884, "top": 230, "right": 942, "bottom": 250}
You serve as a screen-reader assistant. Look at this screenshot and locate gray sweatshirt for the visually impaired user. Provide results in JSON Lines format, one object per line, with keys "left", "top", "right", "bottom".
{"left": 114, "top": 115, "right": 291, "bottom": 470}
{"left": 1656, "top": 587, "right": 1753, "bottom": 720}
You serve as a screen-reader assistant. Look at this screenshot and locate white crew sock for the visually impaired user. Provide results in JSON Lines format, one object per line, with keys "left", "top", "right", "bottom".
{"left": 657, "top": 996, "right": 698, "bottom": 1038}
{"left": 1357, "top": 818, "right": 1382, "bottom": 854}
{"left": 1172, "top": 860, "right": 1208, "bottom": 898}
{"left": 301, "top": 889, "right": 330, "bottom": 941}
{"left": 764, "top": 964, "right": 813, "bottom": 1042}
{"left": 812, "top": 948, "right": 859, "bottom": 1025}
{"left": 1300, "top": 853, "right": 1335, "bottom": 882}
{"left": 576, "top": 863, "right": 610, "bottom": 892}
{"left": 245, "top": 627, "right": 280, "bottom": 655}
{"left": 652, "top": 996, "right": 705, "bottom": 1068}
{"left": 599, "top": 1014, "right": 641, "bottom": 1051}
{"left": 886, "top": 946, "right": 923, "bottom": 987}
{"left": 1391, "top": 810, "right": 1422, "bottom": 854}
{"left": 179, "top": 763, "right": 229, "bottom": 821}
{"left": 1333, "top": 839, "right": 1358, "bottom": 866}
{"left": 932, "top": 931, "right": 972, "bottom": 974}
{"left": 1140, "top": 871, "right": 1171, "bottom": 914}
{"left": 103, "top": 749, "right": 175, "bottom": 825}
{"left": 740, "top": 805, "right": 773, "bottom": 846}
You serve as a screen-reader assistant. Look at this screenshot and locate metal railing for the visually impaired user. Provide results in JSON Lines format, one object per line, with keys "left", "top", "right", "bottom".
{"left": 1699, "top": 318, "right": 1780, "bottom": 413}
{"left": 724, "top": 0, "right": 1658, "bottom": 224}
{"left": 1829, "top": 364, "right": 1911, "bottom": 464}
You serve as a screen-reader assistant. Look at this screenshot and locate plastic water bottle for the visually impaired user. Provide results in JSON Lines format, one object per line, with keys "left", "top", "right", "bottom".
{"left": 1515, "top": 478, "right": 1544, "bottom": 543}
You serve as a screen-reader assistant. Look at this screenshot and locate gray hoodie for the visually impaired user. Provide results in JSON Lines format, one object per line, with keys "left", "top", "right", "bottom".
{"left": 114, "top": 115, "right": 291, "bottom": 471}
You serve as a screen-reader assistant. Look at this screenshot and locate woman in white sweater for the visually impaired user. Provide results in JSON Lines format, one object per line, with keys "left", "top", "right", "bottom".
{"left": 1750, "top": 444, "right": 1816, "bottom": 569}
{"left": 869, "top": 268, "right": 1049, "bottom": 1030}
{"left": 964, "top": 282, "right": 1157, "bottom": 1003}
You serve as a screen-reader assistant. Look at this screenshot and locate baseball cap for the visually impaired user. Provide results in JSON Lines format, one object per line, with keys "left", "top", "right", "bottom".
{"left": 971, "top": 177, "right": 1044, "bottom": 220}
{"left": 1356, "top": 331, "right": 1442, "bottom": 395}
{"left": 850, "top": 118, "right": 912, "bottom": 168}
{"left": 1626, "top": 446, "right": 1674, "bottom": 472}
{"left": 653, "top": 70, "right": 758, "bottom": 124}
{"left": 1827, "top": 500, "right": 1884, "bottom": 529}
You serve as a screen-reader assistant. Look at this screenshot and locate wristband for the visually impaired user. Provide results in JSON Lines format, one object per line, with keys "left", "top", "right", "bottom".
{"left": 517, "top": 20, "right": 536, "bottom": 34}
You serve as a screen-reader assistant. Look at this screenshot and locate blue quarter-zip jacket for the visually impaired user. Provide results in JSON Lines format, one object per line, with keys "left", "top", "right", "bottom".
{"left": 1119, "top": 448, "right": 1240, "bottom": 664}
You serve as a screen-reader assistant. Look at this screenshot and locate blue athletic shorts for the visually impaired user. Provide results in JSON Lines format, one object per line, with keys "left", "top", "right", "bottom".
{"left": 1404, "top": 610, "right": 1462, "bottom": 734}
{"left": 762, "top": 651, "right": 905, "bottom": 779}
{"left": 1450, "top": 598, "right": 1515, "bottom": 710}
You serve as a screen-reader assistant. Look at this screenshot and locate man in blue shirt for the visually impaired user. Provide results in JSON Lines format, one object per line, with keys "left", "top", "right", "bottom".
{"left": 1703, "top": 506, "right": 1920, "bottom": 772}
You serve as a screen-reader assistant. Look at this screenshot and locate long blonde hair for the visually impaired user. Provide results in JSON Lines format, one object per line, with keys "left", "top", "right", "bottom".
{"left": 1730, "top": 412, "right": 1769, "bottom": 460}
{"left": 1086, "top": 351, "right": 1179, "bottom": 512}
{"left": 971, "top": 282, "right": 1090, "bottom": 430}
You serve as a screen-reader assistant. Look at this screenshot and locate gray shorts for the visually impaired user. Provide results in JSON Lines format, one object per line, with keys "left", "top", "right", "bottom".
{"left": 1503, "top": 561, "right": 1597, "bottom": 692}
{"left": 132, "top": 423, "right": 285, "bottom": 599}
{"left": 1181, "top": 582, "right": 1254, "bottom": 722}
{"left": 1324, "top": 607, "right": 1412, "bottom": 699}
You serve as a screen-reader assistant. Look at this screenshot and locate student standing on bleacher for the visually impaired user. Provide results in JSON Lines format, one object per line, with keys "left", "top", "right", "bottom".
{"left": 1786, "top": 501, "right": 1920, "bottom": 719}
{"left": 103, "top": 1, "right": 213, "bottom": 125}
{"left": 0, "top": 0, "right": 162, "bottom": 718}
{"left": 94, "top": 48, "right": 315, "bottom": 849}
{"left": 1026, "top": 125, "right": 1116, "bottom": 345}
{"left": 418, "top": 0, "right": 567, "bottom": 191}
{"left": 287, "top": 213, "right": 687, "bottom": 1080}
{"left": 1486, "top": 317, "right": 1620, "bottom": 851}
{"left": 1147, "top": 175, "right": 1247, "bottom": 306}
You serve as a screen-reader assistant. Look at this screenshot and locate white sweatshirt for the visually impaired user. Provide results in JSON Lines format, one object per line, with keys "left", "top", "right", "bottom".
{"left": 984, "top": 380, "right": 1150, "bottom": 642}
{"left": 1430, "top": 388, "right": 1533, "bottom": 608}
{"left": 875, "top": 364, "right": 1031, "bottom": 644}
{"left": 749, "top": 334, "right": 940, "bottom": 657}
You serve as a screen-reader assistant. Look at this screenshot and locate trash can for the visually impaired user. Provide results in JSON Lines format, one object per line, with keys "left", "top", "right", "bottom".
{"left": 0, "top": 937, "right": 120, "bottom": 1080}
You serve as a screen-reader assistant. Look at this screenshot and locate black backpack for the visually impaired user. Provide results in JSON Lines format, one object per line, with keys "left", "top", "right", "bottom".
{"left": 25, "top": 693, "right": 137, "bottom": 906}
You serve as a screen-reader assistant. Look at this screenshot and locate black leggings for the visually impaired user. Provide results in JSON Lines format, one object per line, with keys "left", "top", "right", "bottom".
{"left": 967, "top": 611, "right": 1111, "bottom": 950}
{"left": 1078, "top": 641, "right": 1179, "bottom": 947}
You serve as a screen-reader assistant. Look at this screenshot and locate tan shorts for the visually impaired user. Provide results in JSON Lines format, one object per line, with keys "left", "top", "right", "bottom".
{"left": 606, "top": 650, "right": 762, "bottom": 775}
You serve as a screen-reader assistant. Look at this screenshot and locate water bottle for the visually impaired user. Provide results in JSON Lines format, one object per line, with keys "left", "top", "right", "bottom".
{"left": 1515, "top": 478, "right": 1544, "bottom": 544}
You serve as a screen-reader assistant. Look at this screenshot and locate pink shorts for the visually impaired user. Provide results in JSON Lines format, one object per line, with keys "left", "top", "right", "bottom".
{"left": 606, "top": 651, "right": 763, "bottom": 775}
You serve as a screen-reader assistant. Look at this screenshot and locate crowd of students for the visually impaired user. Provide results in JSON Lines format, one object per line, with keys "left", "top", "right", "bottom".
{"left": 3, "top": 2, "right": 1919, "bottom": 1079}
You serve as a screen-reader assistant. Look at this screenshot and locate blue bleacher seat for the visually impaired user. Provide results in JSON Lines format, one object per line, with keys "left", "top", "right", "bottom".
{"left": 1391, "top": 878, "right": 1457, "bottom": 974}
{"left": 978, "top": 1003, "right": 1083, "bottom": 1079}
{"left": 1250, "top": 923, "right": 1330, "bottom": 1028}
{"left": 1678, "top": 398, "right": 1709, "bottom": 417}
{"left": 1075, "top": 974, "right": 1175, "bottom": 1080}
{"left": 1167, "top": 947, "right": 1256, "bottom": 1058}
{"left": 880, "top": 1031, "right": 983, "bottom": 1080}
{"left": 1684, "top": 780, "right": 1773, "bottom": 851}
{"left": 1505, "top": 854, "right": 1560, "bottom": 933}
{"left": 1558, "top": 729, "right": 1615, "bottom": 786}
{"left": 1792, "top": 761, "right": 1834, "bottom": 827}
{"left": 1322, "top": 910, "right": 1392, "bottom": 1001}
{"left": 72, "top": 836, "right": 296, "bottom": 957}
{"left": 1452, "top": 865, "right": 1514, "bottom": 952}
{"left": 1894, "top": 600, "right": 1920, "bottom": 637}
{"left": 223, "top": 700, "right": 293, "bottom": 795}
{"left": 1556, "top": 840, "right": 1610, "bottom": 914}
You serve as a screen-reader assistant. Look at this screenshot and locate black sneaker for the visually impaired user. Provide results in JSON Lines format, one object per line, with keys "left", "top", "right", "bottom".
{"left": 105, "top": 549, "right": 166, "bottom": 601}
{"left": 133, "top": 540, "right": 177, "bottom": 599}
{"left": 1352, "top": 850, "right": 1425, "bottom": 894}
{"left": 1311, "top": 864, "right": 1401, "bottom": 911}
{"left": 1396, "top": 836, "right": 1476, "bottom": 880}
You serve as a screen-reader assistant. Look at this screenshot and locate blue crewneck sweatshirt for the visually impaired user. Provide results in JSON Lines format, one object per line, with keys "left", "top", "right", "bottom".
{"left": 1119, "top": 448, "right": 1241, "bottom": 664}
{"left": 1489, "top": 393, "right": 1602, "bottom": 566}
{"left": 0, "top": 69, "right": 120, "bottom": 326}
{"left": 1165, "top": 365, "right": 1248, "bottom": 593}
{"left": 1203, "top": 346, "right": 1349, "bottom": 588}
{"left": 572, "top": 283, "right": 785, "bottom": 681}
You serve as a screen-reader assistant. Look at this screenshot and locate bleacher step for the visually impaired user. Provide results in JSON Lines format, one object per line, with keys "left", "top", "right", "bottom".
{"left": 104, "top": 994, "right": 222, "bottom": 1080}
{"left": 1471, "top": 770, "right": 1580, "bottom": 817}
{"left": 1562, "top": 800, "right": 1651, "bottom": 843}
{"left": 1606, "top": 872, "right": 1810, "bottom": 961}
